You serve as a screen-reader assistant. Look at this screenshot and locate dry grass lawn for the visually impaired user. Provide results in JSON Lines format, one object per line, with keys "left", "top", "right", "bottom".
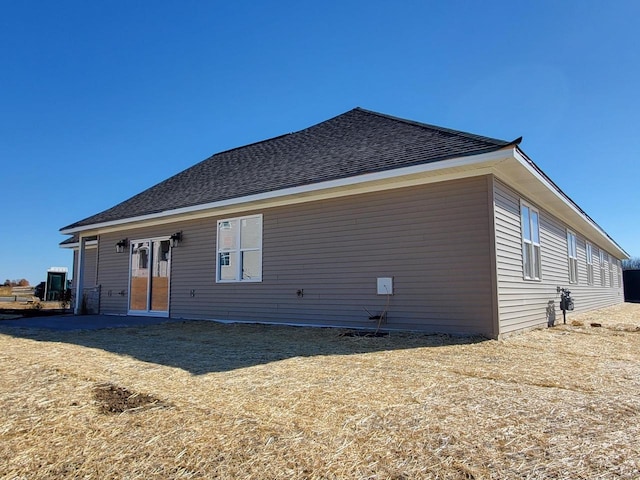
{"left": 0, "top": 301, "right": 61, "bottom": 311}
{"left": 1, "top": 304, "right": 639, "bottom": 479}
{"left": 0, "top": 301, "right": 69, "bottom": 320}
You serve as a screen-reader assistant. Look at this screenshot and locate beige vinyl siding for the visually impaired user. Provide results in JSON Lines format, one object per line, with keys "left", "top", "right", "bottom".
{"left": 175, "top": 177, "right": 495, "bottom": 335}
{"left": 97, "top": 232, "right": 131, "bottom": 314}
{"left": 70, "top": 243, "right": 97, "bottom": 289}
{"left": 82, "top": 247, "right": 98, "bottom": 288}
{"left": 493, "top": 179, "right": 623, "bottom": 336}
{"left": 71, "top": 250, "right": 78, "bottom": 288}
{"left": 97, "top": 177, "right": 496, "bottom": 336}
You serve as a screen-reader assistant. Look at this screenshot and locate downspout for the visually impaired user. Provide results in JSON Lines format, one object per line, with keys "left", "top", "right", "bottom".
{"left": 94, "top": 235, "right": 100, "bottom": 286}
{"left": 74, "top": 236, "right": 86, "bottom": 314}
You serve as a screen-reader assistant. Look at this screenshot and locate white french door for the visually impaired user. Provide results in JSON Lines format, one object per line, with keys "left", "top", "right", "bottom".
{"left": 128, "top": 238, "right": 171, "bottom": 316}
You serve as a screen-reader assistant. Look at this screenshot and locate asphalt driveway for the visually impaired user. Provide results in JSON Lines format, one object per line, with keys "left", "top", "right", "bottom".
{"left": 0, "top": 314, "right": 180, "bottom": 331}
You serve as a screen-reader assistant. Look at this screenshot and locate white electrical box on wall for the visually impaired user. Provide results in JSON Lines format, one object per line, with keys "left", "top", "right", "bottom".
{"left": 377, "top": 277, "right": 393, "bottom": 295}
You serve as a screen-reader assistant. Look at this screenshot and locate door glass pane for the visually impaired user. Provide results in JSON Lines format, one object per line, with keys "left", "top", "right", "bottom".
{"left": 151, "top": 240, "right": 170, "bottom": 311}
{"left": 130, "top": 241, "right": 150, "bottom": 310}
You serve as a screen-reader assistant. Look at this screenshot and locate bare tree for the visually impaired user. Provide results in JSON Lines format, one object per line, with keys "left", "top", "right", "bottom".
{"left": 622, "top": 257, "right": 640, "bottom": 270}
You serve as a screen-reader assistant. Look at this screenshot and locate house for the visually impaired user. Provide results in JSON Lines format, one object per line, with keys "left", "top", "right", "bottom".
{"left": 60, "top": 108, "right": 628, "bottom": 337}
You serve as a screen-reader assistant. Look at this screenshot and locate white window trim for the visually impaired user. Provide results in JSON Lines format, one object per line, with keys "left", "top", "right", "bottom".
{"left": 216, "top": 214, "right": 263, "bottom": 283}
{"left": 520, "top": 200, "right": 542, "bottom": 281}
{"left": 567, "top": 230, "right": 578, "bottom": 284}
{"left": 585, "top": 242, "right": 594, "bottom": 285}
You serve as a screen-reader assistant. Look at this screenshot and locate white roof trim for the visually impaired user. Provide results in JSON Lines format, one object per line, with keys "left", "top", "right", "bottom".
{"left": 513, "top": 149, "right": 588, "bottom": 220}
{"left": 61, "top": 148, "right": 512, "bottom": 235}
{"left": 60, "top": 145, "right": 627, "bottom": 259}
{"left": 510, "top": 149, "right": 627, "bottom": 258}
{"left": 60, "top": 239, "right": 98, "bottom": 250}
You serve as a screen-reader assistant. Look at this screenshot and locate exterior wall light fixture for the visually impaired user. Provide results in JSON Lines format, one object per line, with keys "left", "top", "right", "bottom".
{"left": 115, "top": 238, "right": 128, "bottom": 253}
{"left": 170, "top": 231, "right": 183, "bottom": 247}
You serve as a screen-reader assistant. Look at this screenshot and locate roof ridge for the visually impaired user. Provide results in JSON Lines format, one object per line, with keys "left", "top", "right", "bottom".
{"left": 199, "top": 131, "right": 292, "bottom": 161}
{"left": 194, "top": 109, "right": 361, "bottom": 161}
{"left": 197, "top": 107, "right": 513, "bottom": 163}
{"left": 353, "top": 107, "right": 512, "bottom": 146}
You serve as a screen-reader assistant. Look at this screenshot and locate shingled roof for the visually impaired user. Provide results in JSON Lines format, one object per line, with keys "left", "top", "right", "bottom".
{"left": 62, "top": 107, "right": 514, "bottom": 231}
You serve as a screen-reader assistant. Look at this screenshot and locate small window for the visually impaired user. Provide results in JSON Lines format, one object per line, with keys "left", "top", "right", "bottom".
{"left": 521, "top": 202, "right": 541, "bottom": 280}
{"left": 216, "top": 214, "right": 263, "bottom": 282}
{"left": 585, "top": 243, "right": 594, "bottom": 285}
{"left": 567, "top": 231, "right": 578, "bottom": 284}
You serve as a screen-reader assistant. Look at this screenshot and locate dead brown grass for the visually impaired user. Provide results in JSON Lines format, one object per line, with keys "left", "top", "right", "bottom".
{"left": 0, "top": 301, "right": 66, "bottom": 320}
{"left": 0, "top": 301, "right": 60, "bottom": 311}
{"left": 1, "top": 304, "right": 639, "bottom": 479}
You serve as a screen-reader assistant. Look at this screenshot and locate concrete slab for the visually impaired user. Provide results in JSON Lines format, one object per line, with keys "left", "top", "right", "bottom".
{"left": 0, "top": 314, "right": 180, "bottom": 331}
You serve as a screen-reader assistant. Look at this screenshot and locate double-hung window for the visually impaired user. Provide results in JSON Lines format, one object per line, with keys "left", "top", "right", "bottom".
{"left": 600, "top": 251, "right": 607, "bottom": 287}
{"left": 586, "top": 243, "right": 594, "bottom": 285}
{"left": 618, "top": 260, "right": 623, "bottom": 287}
{"left": 216, "top": 214, "right": 263, "bottom": 282}
{"left": 567, "top": 231, "right": 578, "bottom": 284}
{"left": 610, "top": 257, "right": 615, "bottom": 287}
{"left": 521, "top": 202, "right": 541, "bottom": 280}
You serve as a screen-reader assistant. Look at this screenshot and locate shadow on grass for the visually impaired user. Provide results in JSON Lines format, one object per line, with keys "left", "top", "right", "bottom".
{"left": 0, "top": 318, "right": 488, "bottom": 375}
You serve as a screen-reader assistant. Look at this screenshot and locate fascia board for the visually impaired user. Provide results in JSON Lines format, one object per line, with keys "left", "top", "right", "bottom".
{"left": 509, "top": 149, "right": 628, "bottom": 258}
{"left": 61, "top": 148, "right": 512, "bottom": 235}
{"left": 60, "top": 240, "right": 97, "bottom": 250}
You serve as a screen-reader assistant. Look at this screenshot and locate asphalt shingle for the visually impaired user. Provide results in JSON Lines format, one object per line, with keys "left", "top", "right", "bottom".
{"left": 62, "top": 108, "right": 513, "bottom": 230}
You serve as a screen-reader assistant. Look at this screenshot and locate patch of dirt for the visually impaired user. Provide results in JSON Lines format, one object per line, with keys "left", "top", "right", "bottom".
{"left": 93, "top": 383, "right": 171, "bottom": 414}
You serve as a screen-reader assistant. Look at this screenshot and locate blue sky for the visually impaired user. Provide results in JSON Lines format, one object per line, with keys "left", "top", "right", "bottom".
{"left": 1, "top": 1, "right": 638, "bottom": 284}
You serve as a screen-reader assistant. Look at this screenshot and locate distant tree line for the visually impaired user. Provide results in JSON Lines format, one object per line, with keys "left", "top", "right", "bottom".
{"left": 3, "top": 279, "right": 30, "bottom": 287}
{"left": 622, "top": 257, "right": 640, "bottom": 270}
